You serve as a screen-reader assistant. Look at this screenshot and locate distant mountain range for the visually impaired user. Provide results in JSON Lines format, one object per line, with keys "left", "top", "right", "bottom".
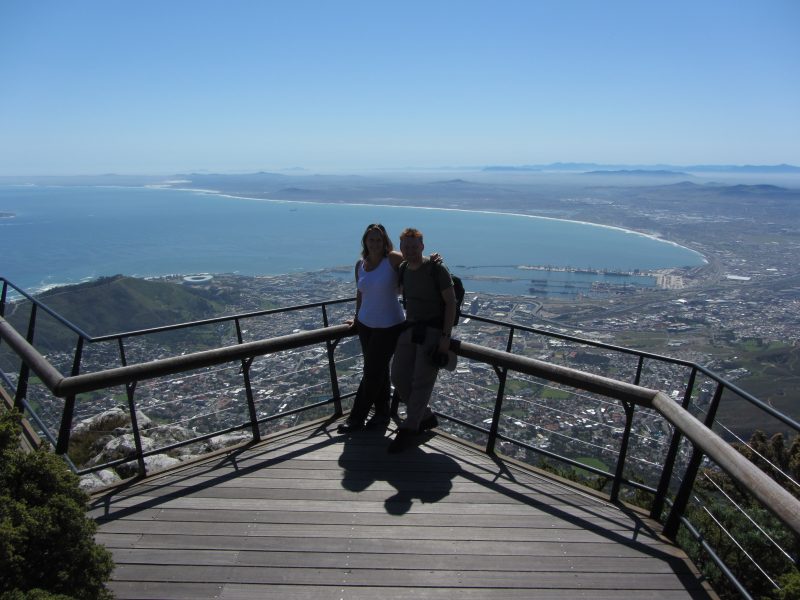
{"left": 1, "top": 164, "right": 799, "bottom": 186}
{"left": 582, "top": 170, "right": 689, "bottom": 177}
{"left": 482, "top": 163, "right": 800, "bottom": 173}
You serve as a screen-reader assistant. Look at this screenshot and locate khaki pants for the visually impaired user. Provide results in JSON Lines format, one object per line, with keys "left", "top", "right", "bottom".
{"left": 390, "top": 325, "right": 439, "bottom": 431}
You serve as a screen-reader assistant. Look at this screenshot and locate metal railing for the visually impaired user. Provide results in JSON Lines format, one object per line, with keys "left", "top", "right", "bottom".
{"left": 1, "top": 275, "right": 798, "bottom": 599}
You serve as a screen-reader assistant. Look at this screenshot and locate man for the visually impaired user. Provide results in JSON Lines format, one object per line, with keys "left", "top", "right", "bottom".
{"left": 389, "top": 228, "right": 457, "bottom": 453}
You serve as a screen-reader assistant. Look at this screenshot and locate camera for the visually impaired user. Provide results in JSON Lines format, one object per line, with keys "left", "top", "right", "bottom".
{"left": 430, "top": 350, "right": 450, "bottom": 368}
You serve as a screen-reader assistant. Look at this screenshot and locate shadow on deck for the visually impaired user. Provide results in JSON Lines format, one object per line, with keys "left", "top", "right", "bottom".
{"left": 89, "top": 418, "right": 715, "bottom": 600}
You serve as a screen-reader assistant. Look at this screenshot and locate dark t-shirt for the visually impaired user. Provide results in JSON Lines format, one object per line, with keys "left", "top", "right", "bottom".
{"left": 402, "top": 258, "right": 453, "bottom": 322}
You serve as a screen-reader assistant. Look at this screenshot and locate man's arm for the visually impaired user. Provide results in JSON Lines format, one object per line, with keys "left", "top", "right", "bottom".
{"left": 438, "top": 286, "right": 457, "bottom": 354}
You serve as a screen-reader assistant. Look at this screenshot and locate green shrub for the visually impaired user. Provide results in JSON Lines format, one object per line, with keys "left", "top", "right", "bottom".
{"left": 1, "top": 590, "right": 75, "bottom": 600}
{"left": 0, "top": 410, "right": 114, "bottom": 599}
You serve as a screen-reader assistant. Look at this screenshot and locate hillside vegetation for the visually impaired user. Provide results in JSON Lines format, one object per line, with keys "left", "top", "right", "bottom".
{"left": 5, "top": 276, "right": 227, "bottom": 351}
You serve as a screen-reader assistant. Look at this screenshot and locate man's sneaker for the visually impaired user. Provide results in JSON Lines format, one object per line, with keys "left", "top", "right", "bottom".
{"left": 420, "top": 415, "right": 439, "bottom": 431}
{"left": 337, "top": 421, "right": 364, "bottom": 434}
{"left": 387, "top": 429, "right": 415, "bottom": 454}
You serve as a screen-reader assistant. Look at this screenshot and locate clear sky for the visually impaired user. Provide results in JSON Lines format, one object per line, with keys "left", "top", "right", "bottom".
{"left": 1, "top": 0, "right": 798, "bottom": 175}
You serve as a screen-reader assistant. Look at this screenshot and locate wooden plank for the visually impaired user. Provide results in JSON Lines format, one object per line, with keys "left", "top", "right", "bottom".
{"left": 97, "top": 533, "right": 682, "bottom": 558}
{"left": 120, "top": 472, "right": 581, "bottom": 496}
{"left": 220, "top": 586, "right": 703, "bottom": 600}
{"left": 93, "top": 506, "right": 647, "bottom": 531}
{"left": 108, "top": 547, "right": 699, "bottom": 574}
{"left": 97, "top": 520, "right": 666, "bottom": 545}
{"left": 92, "top": 496, "right": 632, "bottom": 519}
{"left": 110, "top": 564, "right": 702, "bottom": 590}
{"left": 93, "top": 485, "right": 614, "bottom": 509}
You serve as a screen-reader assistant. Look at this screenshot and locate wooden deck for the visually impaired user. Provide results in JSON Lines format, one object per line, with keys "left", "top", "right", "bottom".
{"left": 90, "top": 419, "right": 715, "bottom": 600}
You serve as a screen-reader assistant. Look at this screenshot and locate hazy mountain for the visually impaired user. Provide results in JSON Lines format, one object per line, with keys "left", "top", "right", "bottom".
{"left": 482, "top": 163, "right": 800, "bottom": 174}
{"left": 583, "top": 170, "right": 689, "bottom": 177}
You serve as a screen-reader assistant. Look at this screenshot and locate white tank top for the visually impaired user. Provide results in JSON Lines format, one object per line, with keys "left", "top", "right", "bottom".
{"left": 356, "top": 257, "right": 405, "bottom": 328}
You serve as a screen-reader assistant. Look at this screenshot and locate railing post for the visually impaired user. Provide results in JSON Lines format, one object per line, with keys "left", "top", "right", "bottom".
{"left": 56, "top": 336, "right": 84, "bottom": 455}
{"left": 0, "top": 283, "right": 5, "bottom": 371}
{"left": 0, "top": 280, "right": 7, "bottom": 317}
{"left": 663, "top": 381, "right": 725, "bottom": 538}
{"left": 235, "top": 318, "right": 261, "bottom": 442}
{"left": 651, "top": 366, "right": 697, "bottom": 521}
{"left": 14, "top": 304, "right": 38, "bottom": 411}
{"left": 609, "top": 400, "right": 635, "bottom": 502}
{"left": 117, "top": 338, "right": 147, "bottom": 476}
{"left": 633, "top": 355, "right": 644, "bottom": 385}
{"left": 607, "top": 355, "right": 645, "bottom": 502}
{"left": 125, "top": 380, "right": 147, "bottom": 476}
{"left": 487, "top": 328, "right": 515, "bottom": 455}
{"left": 321, "top": 304, "right": 343, "bottom": 416}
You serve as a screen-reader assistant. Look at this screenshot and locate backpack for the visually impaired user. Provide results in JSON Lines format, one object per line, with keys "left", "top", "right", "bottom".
{"left": 399, "top": 260, "right": 466, "bottom": 327}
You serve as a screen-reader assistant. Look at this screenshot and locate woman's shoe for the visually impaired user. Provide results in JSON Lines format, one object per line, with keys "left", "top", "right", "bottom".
{"left": 337, "top": 421, "right": 364, "bottom": 434}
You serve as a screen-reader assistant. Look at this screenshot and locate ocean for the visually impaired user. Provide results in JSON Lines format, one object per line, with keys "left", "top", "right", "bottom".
{"left": 0, "top": 185, "right": 705, "bottom": 296}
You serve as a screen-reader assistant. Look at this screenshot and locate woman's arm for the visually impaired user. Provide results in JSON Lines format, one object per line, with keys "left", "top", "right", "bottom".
{"left": 347, "top": 260, "right": 362, "bottom": 327}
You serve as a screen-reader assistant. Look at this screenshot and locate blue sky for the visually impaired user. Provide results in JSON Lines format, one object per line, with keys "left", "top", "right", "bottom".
{"left": 1, "top": 0, "right": 798, "bottom": 174}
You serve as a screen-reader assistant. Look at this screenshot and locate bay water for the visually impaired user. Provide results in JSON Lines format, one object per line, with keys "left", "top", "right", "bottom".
{"left": 0, "top": 185, "right": 705, "bottom": 296}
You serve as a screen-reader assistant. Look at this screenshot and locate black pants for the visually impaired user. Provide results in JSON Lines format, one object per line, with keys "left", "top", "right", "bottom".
{"left": 349, "top": 321, "right": 405, "bottom": 425}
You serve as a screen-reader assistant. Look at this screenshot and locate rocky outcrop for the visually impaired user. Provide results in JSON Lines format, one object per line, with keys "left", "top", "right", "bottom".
{"left": 73, "top": 405, "right": 253, "bottom": 486}
{"left": 88, "top": 433, "right": 157, "bottom": 466}
{"left": 72, "top": 406, "right": 152, "bottom": 438}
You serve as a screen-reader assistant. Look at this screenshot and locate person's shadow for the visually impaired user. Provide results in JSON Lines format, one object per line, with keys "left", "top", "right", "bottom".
{"left": 338, "top": 430, "right": 460, "bottom": 515}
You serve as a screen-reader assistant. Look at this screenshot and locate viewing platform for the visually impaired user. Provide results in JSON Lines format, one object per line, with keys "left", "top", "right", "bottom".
{"left": 90, "top": 417, "right": 712, "bottom": 600}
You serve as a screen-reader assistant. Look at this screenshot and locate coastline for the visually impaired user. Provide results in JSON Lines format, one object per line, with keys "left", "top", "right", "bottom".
{"left": 159, "top": 184, "right": 708, "bottom": 264}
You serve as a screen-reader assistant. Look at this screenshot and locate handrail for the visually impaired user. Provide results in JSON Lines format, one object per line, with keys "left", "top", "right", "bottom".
{"left": 2, "top": 314, "right": 798, "bottom": 539}
{"left": 0, "top": 317, "right": 64, "bottom": 390}
{"left": 650, "top": 391, "right": 800, "bottom": 537}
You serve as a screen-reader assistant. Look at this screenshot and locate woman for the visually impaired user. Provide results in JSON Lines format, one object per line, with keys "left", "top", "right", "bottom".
{"left": 338, "top": 223, "right": 406, "bottom": 433}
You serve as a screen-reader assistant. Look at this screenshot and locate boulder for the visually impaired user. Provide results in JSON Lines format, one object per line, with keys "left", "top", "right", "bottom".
{"left": 88, "top": 433, "right": 156, "bottom": 466}
{"left": 204, "top": 431, "right": 252, "bottom": 451}
{"left": 79, "top": 468, "right": 121, "bottom": 492}
{"left": 145, "top": 424, "right": 195, "bottom": 447}
{"left": 116, "top": 453, "right": 182, "bottom": 478}
{"left": 72, "top": 406, "right": 152, "bottom": 439}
